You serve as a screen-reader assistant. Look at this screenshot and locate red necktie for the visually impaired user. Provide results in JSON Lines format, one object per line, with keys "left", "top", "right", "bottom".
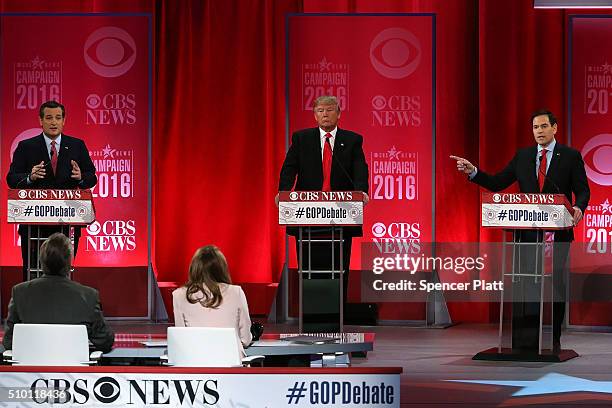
{"left": 538, "top": 149, "right": 555, "bottom": 243}
{"left": 538, "top": 148, "right": 547, "bottom": 192}
{"left": 50, "top": 140, "right": 58, "bottom": 174}
{"left": 322, "top": 133, "right": 332, "bottom": 192}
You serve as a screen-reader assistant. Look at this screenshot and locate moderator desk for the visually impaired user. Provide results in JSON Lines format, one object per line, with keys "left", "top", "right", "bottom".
{"left": 0, "top": 365, "right": 401, "bottom": 407}
{"left": 102, "top": 333, "right": 375, "bottom": 367}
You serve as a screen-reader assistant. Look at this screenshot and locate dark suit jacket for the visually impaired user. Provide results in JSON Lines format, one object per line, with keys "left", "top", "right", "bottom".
{"left": 6, "top": 133, "right": 97, "bottom": 236}
{"left": 278, "top": 127, "right": 369, "bottom": 236}
{"left": 2, "top": 275, "right": 114, "bottom": 353}
{"left": 471, "top": 143, "right": 590, "bottom": 241}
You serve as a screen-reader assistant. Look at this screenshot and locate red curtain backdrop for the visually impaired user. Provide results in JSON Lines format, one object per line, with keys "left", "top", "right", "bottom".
{"left": 1, "top": 0, "right": 608, "bottom": 323}
{"left": 153, "top": 0, "right": 297, "bottom": 285}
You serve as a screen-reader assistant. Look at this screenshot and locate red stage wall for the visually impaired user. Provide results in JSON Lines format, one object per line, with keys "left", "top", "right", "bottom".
{"left": 0, "top": 0, "right": 609, "bottom": 324}
{"left": 287, "top": 14, "right": 434, "bottom": 269}
{"left": 0, "top": 15, "right": 150, "bottom": 268}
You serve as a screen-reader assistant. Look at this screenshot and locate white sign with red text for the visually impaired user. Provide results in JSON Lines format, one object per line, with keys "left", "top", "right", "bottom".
{"left": 0, "top": 371, "right": 400, "bottom": 407}
{"left": 7, "top": 189, "right": 95, "bottom": 225}
{"left": 481, "top": 193, "right": 574, "bottom": 229}
{"left": 279, "top": 191, "right": 364, "bottom": 226}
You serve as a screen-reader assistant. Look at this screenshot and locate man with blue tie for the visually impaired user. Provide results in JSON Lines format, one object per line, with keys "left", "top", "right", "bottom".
{"left": 6, "top": 100, "right": 97, "bottom": 281}
{"left": 451, "top": 110, "right": 590, "bottom": 354}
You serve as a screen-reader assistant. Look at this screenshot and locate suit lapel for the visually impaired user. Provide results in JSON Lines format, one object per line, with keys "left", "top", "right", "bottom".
{"left": 334, "top": 129, "right": 346, "bottom": 154}
{"left": 36, "top": 134, "right": 50, "bottom": 161}
{"left": 56, "top": 136, "right": 71, "bottom": 181}
{"left": 332, "top": 129, "right": 347, "bottom": 179}
{"left": 311, "top": 128, "right": 324, "bottom": 182}
{"left": 526, "top": 145, "right": 538, "bottom": 191}
{"left": 544, "top": 143, "right": 562, "bottom": 191}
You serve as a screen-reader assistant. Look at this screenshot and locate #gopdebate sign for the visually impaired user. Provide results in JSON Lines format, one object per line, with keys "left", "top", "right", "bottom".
{"left": 278, "top": 191, "right": 364, "bottom": 226}
{"left": 0, "top": 371, "right": 399, "bottom": 407}
{"left": 7, "top": 189, "right": 95, "bottom": 225}
{"left": 481, "top": 193, "right": 574, "bottom": 229}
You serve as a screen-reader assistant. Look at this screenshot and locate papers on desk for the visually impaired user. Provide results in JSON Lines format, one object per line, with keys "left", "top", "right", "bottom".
{"left": 251, "top": 340, "right": 292, "bottom": 347}
{"left": 279, "top": 332, "right": 365, "bottom": 343}
{"left": 140, "top": 340, "right": 168, "bottom": 347}
{"left": 281, "top": 335, "right": 339, "bottom": 344}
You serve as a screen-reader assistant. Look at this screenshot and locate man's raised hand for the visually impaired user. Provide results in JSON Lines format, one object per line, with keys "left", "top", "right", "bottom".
{"left": 450, "top": 155, "right": 475, "bottom": 175}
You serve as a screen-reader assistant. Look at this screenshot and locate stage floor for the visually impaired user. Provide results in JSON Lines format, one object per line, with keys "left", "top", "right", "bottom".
{"left": 4, "top": 321, "right": 612, "bottom": 407}
{"left": 345, "top": 323, "right": 612, "bottom": 407}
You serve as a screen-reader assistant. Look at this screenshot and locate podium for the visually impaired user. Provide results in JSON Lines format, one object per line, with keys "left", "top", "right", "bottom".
{"left": 473, "top": 192, "right": 578, "bottom": 362}
{"left": 7, "top": 189, "right": 96, "bottom": 280}
{"left": 278, "top": 191, "right": 364, "bottom": 333}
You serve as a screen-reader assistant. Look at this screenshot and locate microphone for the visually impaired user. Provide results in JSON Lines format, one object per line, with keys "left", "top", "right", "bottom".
{"left": 15, "top": 155, "right": 52, "bottom": 188}
{"left": 327, "top": 139, "right": 359, "bottom": 188}
{"left": 15, "top": 174, "right": 30, "bottom": 188}
{"left": 538, "top": 165, "right": 575, "bottom": 216}
{"left": 331, "top": 151, "right": 356, "bottom": 188}
{"left": 538, "top": 166, "right": 562, "bottom": 194}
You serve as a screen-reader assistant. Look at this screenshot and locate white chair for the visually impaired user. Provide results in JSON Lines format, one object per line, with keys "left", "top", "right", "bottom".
{"left": 164, "top": 327, "right": 263, "bottom": 367}
{"left": 3, "top": 324, "right": 101, "bottom": 366}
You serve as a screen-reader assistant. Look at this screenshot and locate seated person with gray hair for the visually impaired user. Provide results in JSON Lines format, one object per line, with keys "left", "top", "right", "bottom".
{"left": 2, "top": 233, "right": 114, "bottom": 353}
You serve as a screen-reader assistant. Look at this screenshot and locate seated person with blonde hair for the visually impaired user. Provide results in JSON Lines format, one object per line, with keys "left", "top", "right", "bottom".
{"left": 172, "top": 245, "right": 252, "bottom": 356}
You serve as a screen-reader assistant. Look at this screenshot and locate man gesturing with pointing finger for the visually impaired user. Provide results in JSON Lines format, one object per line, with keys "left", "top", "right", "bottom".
{"left": 7, "top": 100, "right": 97, "bottom": 281}
{"left": 450, "top": 110, "right": 589, "bottom": 353}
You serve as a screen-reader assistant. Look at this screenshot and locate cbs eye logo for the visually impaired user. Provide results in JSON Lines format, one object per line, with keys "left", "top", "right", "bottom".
{"left": 86, "top": 94, "right": 102, "bottom": 109}
{"left": 581, "top": 133, "right": 612, "bottom": 186}
{"left": 87, "top": 221, "right": 102, "bottom": 236}
{"left": 371, "top": 95, "right": 387, "bottom": 110}
{"left": 84, "top": 26, "right": 137, "bottom": 78}
{"left": 370, "top": 27, "right": 421, "bottom": 79}
{"left": 371, "top": 222, "right": 387, "bottom": 238}
{"left": 93, "top": 376, "right": 121, "bottom": 403}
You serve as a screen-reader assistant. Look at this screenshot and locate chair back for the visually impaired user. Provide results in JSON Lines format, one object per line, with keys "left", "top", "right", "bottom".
{"left": 11, "top": 324, "right": 90, "bottom": 366}
{"left": 167, "top": 327, "right": 242, "bottom": 367}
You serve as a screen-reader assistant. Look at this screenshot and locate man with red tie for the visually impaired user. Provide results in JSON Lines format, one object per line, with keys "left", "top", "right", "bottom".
{"left": 277, "top": 96, "right": 369, "bottom": 329}
{"left": 6, "top": 100, "right": 97, "bottom": 281}
{"left": 451, "top": 110, "right": 590, "bottom": 353}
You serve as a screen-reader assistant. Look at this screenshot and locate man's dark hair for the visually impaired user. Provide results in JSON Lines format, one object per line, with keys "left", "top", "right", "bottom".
{"left": 39, "top": 100, "right": 65, "bottom": 119}
{"left": 531, "top": 109, "right": 557, "bottom": 126}
{"left": 39, "top": 233, "right": 73, "bottom": 276}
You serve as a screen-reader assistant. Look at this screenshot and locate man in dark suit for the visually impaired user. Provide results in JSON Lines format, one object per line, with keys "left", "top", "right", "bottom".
{"left": 277, "top": 95, "right": 369, "bottom": 330}
{"left": 2, "top": 233, "right": 114, "bottom": 353}
{"left": 6, "top": 100, "right": 97, "bottom": 281}
{"left": 451, "top": 110, "right": 590, "bottom": 353}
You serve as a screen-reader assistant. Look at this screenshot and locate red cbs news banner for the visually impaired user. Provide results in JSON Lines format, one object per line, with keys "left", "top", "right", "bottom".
{"left": 0, "top": 15, "right": 150, "bottom": 267}
{"left": 569, "top": 17, "right": 612, "bottom": 325}
{"left": 287, "top": 14, "right": 434, "bottom": 270}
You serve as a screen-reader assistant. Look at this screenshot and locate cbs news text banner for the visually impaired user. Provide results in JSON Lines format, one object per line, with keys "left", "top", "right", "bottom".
{"left": 0, "top": 368, "right": 400, "bottom": 407}
{"left": 569, "top": 17, "right": 612, "bottom": 325}
{"left": 288, "top": 14, "right": 434, "bottom": 269}
{"left": 0, "top": 14, "right": 150, "bottom": 267}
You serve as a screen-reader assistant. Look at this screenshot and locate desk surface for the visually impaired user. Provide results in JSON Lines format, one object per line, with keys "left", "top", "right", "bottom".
{"left": 104, "top": 332, "right": 374, "bottom": 359}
